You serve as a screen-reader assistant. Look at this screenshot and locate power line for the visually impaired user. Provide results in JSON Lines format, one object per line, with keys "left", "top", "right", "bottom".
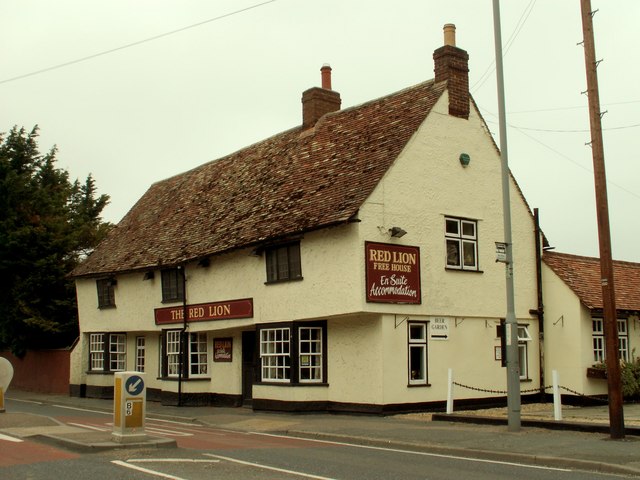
{"left": 0, "top": 0, "right": 277, "bottom": 86}
{"left": 471, "top": 0, "right": 537, "bottom": 93}
{"left": 485, "top": 119, "right": 640, "bottom": 133}
{"left": 480, "top": 106, "right": 640, "bottom": 201}
{"left": 507, "top": 99, "right": 640, "bottom": 115}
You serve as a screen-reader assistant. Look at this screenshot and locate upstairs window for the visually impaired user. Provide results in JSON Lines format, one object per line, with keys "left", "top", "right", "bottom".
{"left": 266, "top": 242, "right": 302, "bottom": 283}
{"left": 445, "top": 217, "right": 478, "bottom": 271}
{"left": 161, "top": 268, "right": 184, "bottom": 303}
{"left": 96, "top": 278, "right": 116, "bottom": 308}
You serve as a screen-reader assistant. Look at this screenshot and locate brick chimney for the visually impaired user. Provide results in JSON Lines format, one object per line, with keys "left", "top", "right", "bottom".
{"left": 302, "top": 64, "right": 341, "bottom": 128}
{"left": 433, "top": 24, "right": 469, "bottom": 119}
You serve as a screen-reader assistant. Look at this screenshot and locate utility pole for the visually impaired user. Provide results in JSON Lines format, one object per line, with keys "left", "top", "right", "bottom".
{"left": 579, "top": 0, "right": 625, "bottom": 439}
{"left": 492, "top": 0, "right": 521, "bottom": 432}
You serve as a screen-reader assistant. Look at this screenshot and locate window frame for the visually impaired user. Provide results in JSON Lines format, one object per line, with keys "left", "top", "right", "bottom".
{"left": 265, "top": 242, "right": 303, "bottom": 283}
{"left": 88, "top": 332, "right": 126, "bottom": 373}
{"left": 161, "top": 329, "right": 210, "bottom": 379}
{"left": 161, "top": 268, "right": 185, "bottom": 303}
{"left": 592, "top": 317, "right": 629, "bottom": 363}
{"left": 135, "top": 336, "right": 146, "bottom": 372}
{"left": 257, "top": 321, "right": 327, "bottom": 385}
{"left": 444, "top": 217, "right": 479, "bottom": 271}
{"left": 407, "top": 321, "right": 429, "bottom": 386}
{"left": 517, "top": 325, "right": 532, "bottom": 380}
{"left": 96, "top": 278, "right": 116, "bottom": 308}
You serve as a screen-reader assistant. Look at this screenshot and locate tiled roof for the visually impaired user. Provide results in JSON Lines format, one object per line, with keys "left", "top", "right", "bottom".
{"left": 72, "top": 80, "right": 447, "bottom": 277}
{"left": 543, "top": 251, "right": 640, "bottom": 311}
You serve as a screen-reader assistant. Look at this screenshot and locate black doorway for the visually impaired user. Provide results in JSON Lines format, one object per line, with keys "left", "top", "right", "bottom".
{"left": 241, "top": 330, "right": 256, "bottom": 406}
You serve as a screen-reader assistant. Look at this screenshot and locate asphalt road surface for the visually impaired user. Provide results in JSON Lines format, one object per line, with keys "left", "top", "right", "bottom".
{"left": 0, "top": 399, "right": 630, "bottom": 480}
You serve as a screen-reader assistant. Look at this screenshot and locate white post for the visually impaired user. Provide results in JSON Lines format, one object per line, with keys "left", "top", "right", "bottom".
{"left": 446, "top": 368, "right": 454, "bottom": 414}
{"left": 553, "top": 370, "right": 562, "bottom": 421}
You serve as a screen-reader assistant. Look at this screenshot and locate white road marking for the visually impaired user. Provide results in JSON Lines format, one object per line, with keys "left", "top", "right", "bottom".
{"left": 6, "top": 397, "right": 43, "bottom": 405}
{"left": 111, "top": 460, "right": 188, "bottom": 480}
{"left": 52, "top": 404, "right": 111, "bottom": 415}
{"left": 204, "top": 453, "right": 338, "bottom": 480}
{"left": 0, "top": 433, "right": 23, "bottom": 443}
{"left": 68, "top": 422, "right": 109, "bottom": 432}
{"left": 251, "top": 432, "right": 573, "bottom": 473}
{"left": 145, "top": 426, "right": 193, "bottom": 437}
{"left": 128, "top": 458, "right": 220, "bottom": 463}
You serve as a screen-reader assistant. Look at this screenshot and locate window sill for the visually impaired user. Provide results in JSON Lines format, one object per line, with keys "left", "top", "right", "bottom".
{"left": 445, "top": 267, "right": 484, "bottom": 274}
{"left": 519, "top": 378, "right": 532, "bottom": 382}
{"left": 255, "top": 381, "right": 329, "bottom": 387}
{"left": 161, "top": 299, "right": 185, "bottom": 305}
{"left": 407, "top": 383, "right": 431, "bottom": 388}
{"left": 86, "top": 370, "right": 116, "bottom": 375}
{"left": 97, "top": 305, "right": 116, "bottom": 310}
{"left": 264, "top": 276, "right": 304, "bottom": 285}
{"left": 157, "top": 377, "right": 211, "bottom": 382}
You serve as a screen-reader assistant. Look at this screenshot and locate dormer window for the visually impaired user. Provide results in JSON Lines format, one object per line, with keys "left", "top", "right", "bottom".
{"left": 161, "top": 268, "right": 184, "bottom": 303}
{"left": 265, "top": 242, "right": 302, "bottom": 283}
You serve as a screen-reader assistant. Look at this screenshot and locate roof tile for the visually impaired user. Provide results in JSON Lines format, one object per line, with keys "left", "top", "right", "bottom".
{"left": 73, "top": 80, "right": 447, "bottom": 277}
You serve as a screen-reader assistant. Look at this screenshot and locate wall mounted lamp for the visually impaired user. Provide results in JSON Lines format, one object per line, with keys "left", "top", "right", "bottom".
{"left": 459, "top": 153, "right": 470, "bottom": 167}
{"left": 198, "top": 258, "right": 210, "bottom": 268}
{"left": 143, "top": 271, "right": 154, "bottom": 281}
{"left": 389, "top": 227, "right": 407, "bottom": 238}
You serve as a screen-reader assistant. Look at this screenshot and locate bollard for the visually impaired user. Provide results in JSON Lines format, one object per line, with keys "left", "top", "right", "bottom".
{"left": 553, "top": 370, "right": 562, "bottom": 421}
{"left": 112, "top": 371, "right": 147, "bottom": 443}
{"left": 446, "top": 368, "right": 454, "bottom": 414}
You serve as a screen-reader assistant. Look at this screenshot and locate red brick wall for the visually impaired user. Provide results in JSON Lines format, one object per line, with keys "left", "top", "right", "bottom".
{"left": 1, "top": 350, "right": 70, "bottom": 394}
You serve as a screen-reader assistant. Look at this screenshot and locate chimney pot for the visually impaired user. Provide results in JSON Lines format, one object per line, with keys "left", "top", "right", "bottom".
{"left": 321, "top": 64, "right": 332, "bottom": 90}
{"left": 443, "top": 24, "right": 456, "bottom": 47}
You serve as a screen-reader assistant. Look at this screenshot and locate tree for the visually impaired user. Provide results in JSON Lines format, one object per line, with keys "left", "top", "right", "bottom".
{"left": 0, "top": 126, "right": 111, "bottom": 355}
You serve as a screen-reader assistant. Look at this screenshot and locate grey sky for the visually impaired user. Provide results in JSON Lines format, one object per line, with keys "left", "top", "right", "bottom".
{"left": 2, "top": 0, "right": 639, "bottom": 261}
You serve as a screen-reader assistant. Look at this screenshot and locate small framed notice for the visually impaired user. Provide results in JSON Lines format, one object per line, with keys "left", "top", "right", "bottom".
{"left": 213, "top": 337, "right": 233, "bottom": 362}
{"left": 494, "top": 345, "right": 502, "bottom": 361}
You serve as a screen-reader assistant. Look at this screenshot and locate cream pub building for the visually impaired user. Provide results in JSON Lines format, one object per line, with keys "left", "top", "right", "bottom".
{"left": 70, "top": 26, "right": 542, "bottom": 412}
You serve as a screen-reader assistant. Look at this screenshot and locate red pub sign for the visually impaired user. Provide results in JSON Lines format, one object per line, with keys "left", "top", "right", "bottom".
{"left": 365, "top": 242, "right": 421, "bottom": 304}
{"left": 154, "top": 298, "right": 253, "bottom": 325}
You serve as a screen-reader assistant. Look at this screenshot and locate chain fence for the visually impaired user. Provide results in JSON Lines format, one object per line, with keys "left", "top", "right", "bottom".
{"left": 452, "top": 381, "right": 610, "bottom": 404}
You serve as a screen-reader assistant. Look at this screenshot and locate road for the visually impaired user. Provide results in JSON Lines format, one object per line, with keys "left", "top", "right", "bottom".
{"left": 0, "top": 398, "right": 630, "bottom": 480}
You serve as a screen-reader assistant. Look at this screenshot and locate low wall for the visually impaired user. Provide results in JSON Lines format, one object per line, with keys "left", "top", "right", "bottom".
{"left": 1, "top": 349, "right": 70, "bottom": 394}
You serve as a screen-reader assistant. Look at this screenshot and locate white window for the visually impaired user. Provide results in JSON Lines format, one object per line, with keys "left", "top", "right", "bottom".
{"left": 89, "top": 333, "right": 105, "bottom": 371}
{"left": 136, "top": 337, "right": 145, "bottom": 372}
{"left": 109, "top": 334, "right": 126, "bottom": 371}
{"left": 299, "top": 327, "right": 322, "bottom": 383}
{"left": 408, "top": 322, "right": 428, "bottom": 385}
{"left": 164, "top": 330, "right": 209, "bottom": 378}
{"left": 592, "top": 317, "right": 629, "bottom": 363}
{"left": 260, "top": 328, "right": 291, "bottom": 382}
{"left": 189, "top": 332, "right": 208, "bottom": 377}
{"left": 166, "top": 330, "right": 182, "bottom": 377}
{"left": 88, "top": 333, "right": 126, "bottom": 372}
{"left": 445, "top": 217, "right": 478, "bottom": 270}
{"left": 517, "top": 326, "right": 532, "bottom": 380}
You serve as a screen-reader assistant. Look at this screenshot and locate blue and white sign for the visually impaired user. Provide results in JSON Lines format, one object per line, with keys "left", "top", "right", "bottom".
{"left": 125, "top": 375, "right": 144, "bottom": 396}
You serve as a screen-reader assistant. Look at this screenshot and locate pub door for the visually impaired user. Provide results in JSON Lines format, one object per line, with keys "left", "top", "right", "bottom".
{"left": 241, "top": 330, "right": 256, "bottom": 406}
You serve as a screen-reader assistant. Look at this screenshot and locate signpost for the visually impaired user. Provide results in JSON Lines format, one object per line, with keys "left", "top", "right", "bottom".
{"left": 113, "top": 371, "right": 147, "bottom": 443}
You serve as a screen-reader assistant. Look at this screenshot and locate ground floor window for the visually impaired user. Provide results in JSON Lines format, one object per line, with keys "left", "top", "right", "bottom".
{"left": 88, "top": 333, "right": 126, "bottom": 372}
{"left": 408, "top": 322, "right": 428, "bottom": 385}
{"left": 592, "top": 317, "right": 628, "bottom": 363}
{"left": 162, "top": 330, "right": 209, "bottom": 378}
{"left": 136, "top": 336, "right": 145, "bottom": 372}
{"left": 518, "top": 325, "right": 532, "bottom": 380}
{"left": 257, "top": 321, "right": 326, "bottom": 384}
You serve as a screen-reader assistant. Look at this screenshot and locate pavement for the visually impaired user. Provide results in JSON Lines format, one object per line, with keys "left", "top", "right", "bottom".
{"left": 2, "top": 390, "right": 640, "bottom": 477}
